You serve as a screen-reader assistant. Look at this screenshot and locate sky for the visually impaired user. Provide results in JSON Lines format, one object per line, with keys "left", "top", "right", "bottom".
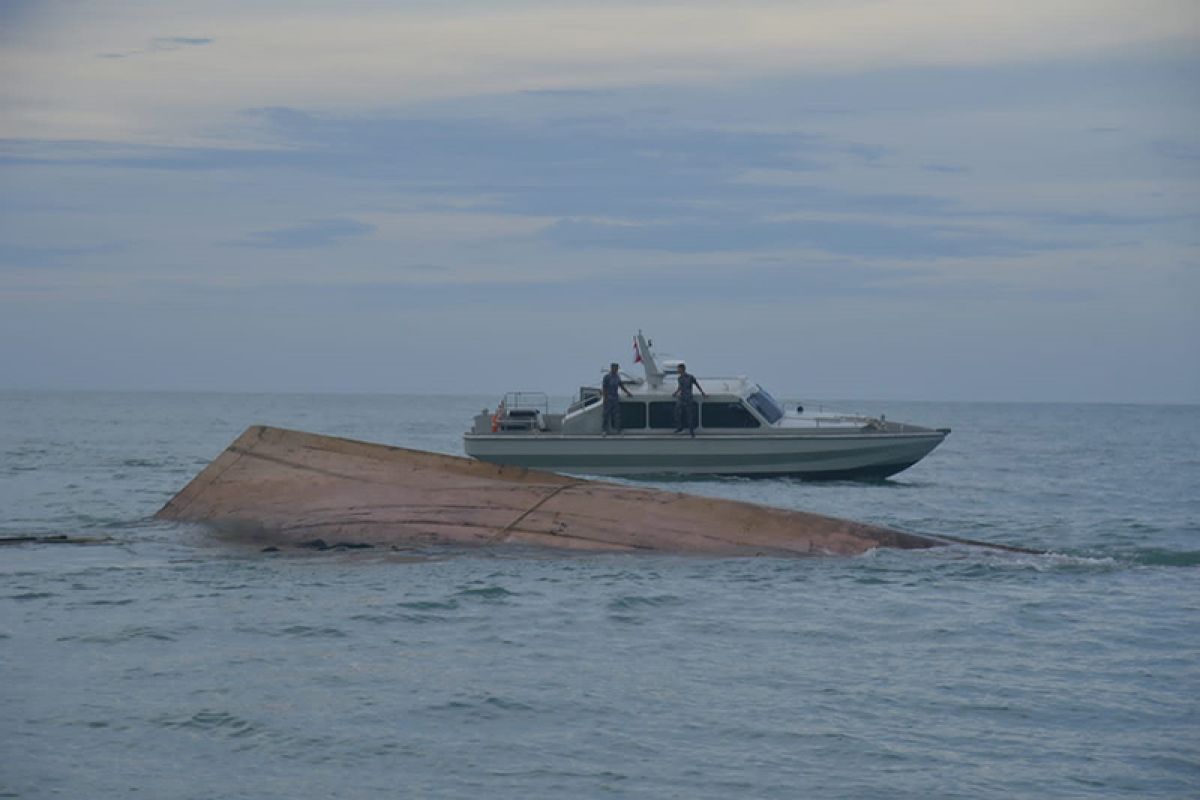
{"left": 1, "top": 0, "right": 1198, "bottom": 402}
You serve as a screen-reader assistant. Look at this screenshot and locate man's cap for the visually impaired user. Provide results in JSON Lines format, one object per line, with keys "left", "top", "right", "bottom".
{"left": 610, "top": 362, "right": 619, "bottom": 369}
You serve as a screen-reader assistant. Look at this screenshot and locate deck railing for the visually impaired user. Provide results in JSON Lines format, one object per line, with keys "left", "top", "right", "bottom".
{"left": 503, "top": 392, "right": 549, "bottom": 413}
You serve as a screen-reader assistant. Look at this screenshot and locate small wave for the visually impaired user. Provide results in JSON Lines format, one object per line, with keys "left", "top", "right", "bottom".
{"left": 425, "top": 694, "right": 536, "bottom": 718}
{"left": 395, "top": 599, "right": 460, "bottom": 611}
{"left": 151, "top": 708, "right": 341, "bottom": 759}
{"left": 7, "top": 591, "right": 55, "bottom": 601}
{"left": 1121, "top": 549, "right": 1200, "bottom": 568}
{"left": 1018, "top": 552, "right": 1120, "bottom": 569}
{"left": 905, "top": 547, "right": 1122, "bottom": 575}
{"left": 849, "top": 576, "right": 892, "bottom": 585}
{"left": 120, "top": 458, "right": 165, "bottom": 468}
{"left": 64, "top": 625, "right": 177, "bottom": 644}
{"left": 453, "top": 585, "right": 515, "bottom": 601}
{"left": 348, "top": 607, "right": 457, "bottom": 625}
{"left": 6, "top": 447, "right": 48, "bottom": 457}
{"left": 980, "top": 549, "right": 1200, "bottom": 570}
{"left": 156, "top": 709, "right": 264, "bottom": 738}
{"left": 607, "top": 594, "right": 684, "bottom": 611}
{"left": 395, "top": 613, "right": 457, "bottom": 624}
{"left": 278, "top": 625, "right": 348, "bottom": 639}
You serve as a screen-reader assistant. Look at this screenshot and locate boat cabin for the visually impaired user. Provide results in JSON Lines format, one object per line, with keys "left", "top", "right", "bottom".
{"left": 554, "top": 376, "right": 783, "bottom": 434}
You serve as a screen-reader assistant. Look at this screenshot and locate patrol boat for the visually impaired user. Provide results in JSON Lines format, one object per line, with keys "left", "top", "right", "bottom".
{"left": 463, "top": 333, "right": 950, "bottom": 479}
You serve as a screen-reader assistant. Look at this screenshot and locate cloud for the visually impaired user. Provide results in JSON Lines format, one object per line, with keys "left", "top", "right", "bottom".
{"left": 153, "top": 37, "right": 212, "bottom": 48}
{"left": 0, "top": 4, "right": 1196, "bottom": 402}
{"left": 96, "top": 35, "right": 213, "bottom": 59}
{"left": 231, "top": 218, "right": 376, "bottom": 249}
{"left": 0, "top": 241, "right": 129, "bottom": 268}
{"left": 1028, "top": 210, "right": 1197, "bottom": 227}
{"left": 518, "top": 89, "right": 616, "bottom": 98}
{"left": 4, "top": 90, "right": 1183, "bottom": 273}
{"left": 544, "top": 217, "right": 1053, "bottom": 259}
{"left": 4, "top": 1, "right": 1197, "bottom": 142}
{"left": 1151, "top": 139, "right": 1200, "bottom": 161}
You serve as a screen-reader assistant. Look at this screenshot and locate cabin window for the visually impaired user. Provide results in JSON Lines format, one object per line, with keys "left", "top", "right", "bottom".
{"left": 619, "top": 402, "right": 647, "bottom": 429}
{"left": 746, "top": 388, "right": 784, "bottom": 424}
{"left": 649, "top": 401, "right": 697, "bottom": 429}
{"left": 701, "top": 402, "right": 761, "bottom": 428}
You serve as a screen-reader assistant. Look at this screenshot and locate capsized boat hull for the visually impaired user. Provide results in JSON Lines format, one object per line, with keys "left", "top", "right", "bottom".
{"left": 155, "top": 425, "right": 950, "bottom": 556}
{"left": 462, "top": 430, "right": 948, "bottom": 478}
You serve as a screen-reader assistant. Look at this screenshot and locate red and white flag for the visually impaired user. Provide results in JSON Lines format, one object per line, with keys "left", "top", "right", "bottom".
{"left": 633, "top": 337, "right": 643, "bottom": 363}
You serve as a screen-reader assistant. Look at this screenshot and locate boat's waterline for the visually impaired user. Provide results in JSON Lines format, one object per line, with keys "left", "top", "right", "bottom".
{"left": 463, "top": 430, "right": 947, "bottom": 478}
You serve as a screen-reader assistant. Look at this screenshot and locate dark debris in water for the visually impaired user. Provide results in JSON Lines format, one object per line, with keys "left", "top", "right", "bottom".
{"left": 295, "top": 539, "right": 376, "bottom": 552}
{"left": 0, "top": 534, "right": 114, "bottom": 546}
{"left": 256, "top": 539, "right": 437, "bottom": 561}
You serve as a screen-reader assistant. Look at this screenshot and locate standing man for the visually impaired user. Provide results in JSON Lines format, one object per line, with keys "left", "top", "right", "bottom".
{"left": 673, "top": 363, "right": 706, "bottom": 437}
{"left": 602, "top": 362, "right": 633, "bottom": 435}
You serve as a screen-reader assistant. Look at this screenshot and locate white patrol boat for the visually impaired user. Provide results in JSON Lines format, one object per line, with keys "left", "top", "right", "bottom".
{"left": 463, "top": 332, "right": 949, "bottom": 479}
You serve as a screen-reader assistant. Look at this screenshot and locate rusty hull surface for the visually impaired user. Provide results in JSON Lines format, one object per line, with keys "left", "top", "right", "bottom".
{"left": 156, "top": 425, "right": 945, "bottom": 556}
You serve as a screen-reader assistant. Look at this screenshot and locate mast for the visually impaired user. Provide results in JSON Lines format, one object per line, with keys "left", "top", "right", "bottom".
{"left": 635, "top": 330, "right": 663, "bottom": 389}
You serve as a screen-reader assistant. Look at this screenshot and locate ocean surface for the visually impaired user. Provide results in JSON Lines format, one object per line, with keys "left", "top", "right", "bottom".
{"left": 1, "top": 391, "right": 1197, "bottom": 799}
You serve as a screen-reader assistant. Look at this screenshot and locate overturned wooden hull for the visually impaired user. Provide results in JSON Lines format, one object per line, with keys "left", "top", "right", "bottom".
{"left": 156, "top": 425, "right": 946, "bottom": 556}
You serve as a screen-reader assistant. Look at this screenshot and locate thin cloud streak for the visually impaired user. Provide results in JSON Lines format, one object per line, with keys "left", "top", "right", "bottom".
{"left": 97, "top": 36, "right": 214, "bottom": 59}
{"left": 230, "top": 218, "right": 377, "bottom": 249}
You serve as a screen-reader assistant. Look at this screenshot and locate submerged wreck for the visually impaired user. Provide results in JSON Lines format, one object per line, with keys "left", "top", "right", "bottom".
{"left": 158, "top": 425, "right": 954, "bottom": 556}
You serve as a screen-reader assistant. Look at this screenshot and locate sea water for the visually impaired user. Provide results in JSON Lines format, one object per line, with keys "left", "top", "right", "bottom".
{"left": 1, "top": 392, "right": 1197, "bottom": 799}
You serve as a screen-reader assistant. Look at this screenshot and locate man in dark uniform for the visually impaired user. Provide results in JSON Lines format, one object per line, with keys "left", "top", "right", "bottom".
{"left": 601, "top": 363, "right": 633, "bottom": 435}
{"left": 673, "top": 362, "right": 706, "bottom": 437}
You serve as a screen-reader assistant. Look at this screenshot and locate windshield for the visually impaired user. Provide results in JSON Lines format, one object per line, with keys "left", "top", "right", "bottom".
{"left": 746, "top": 387, "right": 784, "bottom": 424}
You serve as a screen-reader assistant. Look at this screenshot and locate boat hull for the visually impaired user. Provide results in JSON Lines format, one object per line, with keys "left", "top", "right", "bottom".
{"left": 462, "top": 431, "right": 947, "bottom": 479}
{"left": 156, "top": 425, "right": 950, "bottom": 556}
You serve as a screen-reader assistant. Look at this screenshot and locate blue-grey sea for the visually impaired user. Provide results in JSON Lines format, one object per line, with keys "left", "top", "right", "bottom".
{"left": 2, "top": 392, "right": 1197, "bottom": 799}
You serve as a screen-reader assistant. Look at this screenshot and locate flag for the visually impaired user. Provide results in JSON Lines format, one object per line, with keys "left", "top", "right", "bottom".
{"left": 633, "top": 337, "right": 642, "bottom": 363}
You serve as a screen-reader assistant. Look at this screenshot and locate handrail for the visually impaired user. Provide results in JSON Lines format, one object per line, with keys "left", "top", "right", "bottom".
{"left": 566, "top": 395, "right": 601, "bottom": 414}
{"left": 503, "top": 391, "right": 549, "bottom": 412}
